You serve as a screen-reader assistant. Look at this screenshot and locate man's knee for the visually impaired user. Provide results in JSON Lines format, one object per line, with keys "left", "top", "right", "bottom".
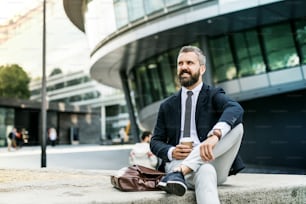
{"left": 195, "top": 163, "right": 217, "bottom": 181}
{"left": 196, "top": 163, "right": 228, "bottom": 185}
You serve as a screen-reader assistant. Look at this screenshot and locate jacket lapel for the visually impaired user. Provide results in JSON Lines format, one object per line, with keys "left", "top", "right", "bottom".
{"left": 195, "top": 84, "right": 209, "bottom": 122}
{"left": 173, "top": 90, "right": 182, "bottom": 144}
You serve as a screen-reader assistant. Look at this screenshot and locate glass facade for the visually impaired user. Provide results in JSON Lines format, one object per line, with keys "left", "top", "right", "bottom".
{"left": 144, "top": 0, "right": 164, "bottom": 15}
{"left": 113, "top": 0, "right": 210, "bottom": 29}
{"left": 105, "top": 104, "right": 129, "bottom": 140}
{"left": 51, "top": 91, "right": 101, "bottom": 104}
{"left": 129, "top": 47, "right": 180, "bottom": 109}
{"left": 128, "top": 19, "right": 306, "bottom": 111}
{"left": 126, "top": 0, "right": 145, "bottom": 22}
{"left": 233, "top": 30, "right": 266, "bottom": 77}
{"left": 262, "top": 24, "right": 299, "bottom": 71}
{"left": 0, "top": 108, "right": 14, "bottom": 147}
{"left": 31, "top": 76, "right": 101, "bottom": 104}
{"left": 209, "top": 36, "right": 236, "bottom": 83}
{"left": 113, "top": 0, "right": 129, "bottom": 28}
{"left": 295, "top": 20, "right": 306, "bottom": 64}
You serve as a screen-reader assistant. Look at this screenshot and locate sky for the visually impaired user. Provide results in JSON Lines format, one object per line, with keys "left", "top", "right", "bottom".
{"left": 0, "top": 0, "right": 40, "bottom": 25}
{"left": 0, "top": 0, "right": 91, "bottom": 79}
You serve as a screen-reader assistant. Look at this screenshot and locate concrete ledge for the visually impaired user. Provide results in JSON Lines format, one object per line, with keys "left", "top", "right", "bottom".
{"left": 0, "top": 168, "right": 305, "bottom": 204}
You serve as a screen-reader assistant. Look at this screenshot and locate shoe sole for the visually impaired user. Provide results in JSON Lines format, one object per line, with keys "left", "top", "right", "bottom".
{"left": 158, "top": 181, "right": 187, "bottom": 196}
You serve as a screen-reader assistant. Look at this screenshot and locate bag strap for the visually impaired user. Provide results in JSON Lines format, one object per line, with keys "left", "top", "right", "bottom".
{"left": 134, "top": 165, "right": 165, "bottom": 176}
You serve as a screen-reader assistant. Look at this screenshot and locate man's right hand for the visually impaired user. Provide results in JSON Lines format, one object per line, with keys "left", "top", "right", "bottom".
{"left": 172, "top": 144, "right": 192, "bottom": 160}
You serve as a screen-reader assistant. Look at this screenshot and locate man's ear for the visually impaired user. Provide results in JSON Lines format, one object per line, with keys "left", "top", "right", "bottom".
{"left": 201, "top": 65, "right": 206, "bottom": 75}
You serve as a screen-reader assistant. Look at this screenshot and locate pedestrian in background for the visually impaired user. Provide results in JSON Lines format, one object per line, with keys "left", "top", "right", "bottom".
{"left": 129, "top": 131, "right": 158, "bottom": 169}
{"left": 15, "top": 129, "right": 23, "bottom": 149}
{"left": 7, "top": 127, "right": 17, "bottom": 151}
{"left": 48, "top": 127, "right": 57, "bottom": 147}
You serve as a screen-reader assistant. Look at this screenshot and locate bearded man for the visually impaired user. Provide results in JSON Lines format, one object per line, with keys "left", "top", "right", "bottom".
{"left": 150, "top": 45, "right": 245, "bottom": 204}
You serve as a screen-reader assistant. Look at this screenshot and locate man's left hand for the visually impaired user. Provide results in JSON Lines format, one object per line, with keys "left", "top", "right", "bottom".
{"left": 200, "top": 136, "right": 219, "bottom": 161}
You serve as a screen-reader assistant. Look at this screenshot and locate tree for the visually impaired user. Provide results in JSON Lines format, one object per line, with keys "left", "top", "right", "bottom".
{"left": 49, "top": 68, "right": 62, "bottom": 77}
{"left": 0, "top": 64, "right": 31, "bottom": 99}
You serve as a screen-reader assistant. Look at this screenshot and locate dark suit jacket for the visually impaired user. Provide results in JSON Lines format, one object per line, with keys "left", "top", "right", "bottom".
{"left": 150, "top": 83, "right": 245, "bottom": 175}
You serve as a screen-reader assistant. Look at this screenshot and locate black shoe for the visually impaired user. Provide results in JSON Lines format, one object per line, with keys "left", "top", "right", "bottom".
{"left": 157, "top": 171, "right": 187, "bottom": 196}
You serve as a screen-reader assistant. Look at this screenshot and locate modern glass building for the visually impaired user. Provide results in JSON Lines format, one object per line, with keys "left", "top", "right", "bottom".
{"left": 30, "top": 70, "right": 129, "bottom": 142}
{"left": 64, "top": 0, "right": 306, "bottom": 172}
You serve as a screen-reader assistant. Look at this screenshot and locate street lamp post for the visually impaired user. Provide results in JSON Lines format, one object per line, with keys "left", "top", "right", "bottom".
{"left": 41, "top": 0, "right": 47, "bottom": 167}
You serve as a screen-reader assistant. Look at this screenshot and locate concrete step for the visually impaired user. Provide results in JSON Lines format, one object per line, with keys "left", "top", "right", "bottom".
{"left": 0, "top": 168, "right": 305, "bottom": 204}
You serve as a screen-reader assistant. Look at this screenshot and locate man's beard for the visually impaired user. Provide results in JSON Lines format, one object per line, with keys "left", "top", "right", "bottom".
{"left": 178, "top": 69, "right": 200, "bottom": 88}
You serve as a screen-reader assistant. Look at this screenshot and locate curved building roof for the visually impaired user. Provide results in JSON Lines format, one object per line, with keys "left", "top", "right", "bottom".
{"left": 63, "top": 0, "right": 84, "bottom": 32}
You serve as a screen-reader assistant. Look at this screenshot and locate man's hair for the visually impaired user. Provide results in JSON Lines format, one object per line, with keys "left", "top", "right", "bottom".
{"left": 178, "top": 45, "right": 206, "bottom": 65}
{"left": 141, "top": 131, "right": 152, "bottom": 141}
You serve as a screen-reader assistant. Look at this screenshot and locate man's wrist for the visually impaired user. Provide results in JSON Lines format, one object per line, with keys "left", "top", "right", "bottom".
{"left": 208, "top": 129, "right": 222, "bottom": 140}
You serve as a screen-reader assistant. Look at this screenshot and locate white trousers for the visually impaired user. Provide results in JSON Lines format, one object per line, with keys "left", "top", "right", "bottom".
{"left": 165, "top": 124, "right": 244, "bottom": 204}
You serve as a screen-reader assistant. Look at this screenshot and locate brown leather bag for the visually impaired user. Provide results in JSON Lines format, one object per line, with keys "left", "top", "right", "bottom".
{"left": 110, "top": 165, "right": 165, "bottom": 191}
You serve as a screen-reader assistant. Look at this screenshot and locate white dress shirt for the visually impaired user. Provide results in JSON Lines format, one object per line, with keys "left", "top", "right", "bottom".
{"left": 167, "top": 82, "right": 231, "bottom": 161}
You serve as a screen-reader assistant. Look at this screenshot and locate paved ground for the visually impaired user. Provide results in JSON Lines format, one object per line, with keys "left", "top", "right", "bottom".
{"left": 0, "top": 145, "right": 305, "bottom": 204}
{"left": 0, "top": 168, "right": 305, "bottom": 204}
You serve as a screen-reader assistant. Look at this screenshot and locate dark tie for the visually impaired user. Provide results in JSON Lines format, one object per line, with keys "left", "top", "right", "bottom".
{"left": 183, "top": 91, "right": 193, "bottom": 138}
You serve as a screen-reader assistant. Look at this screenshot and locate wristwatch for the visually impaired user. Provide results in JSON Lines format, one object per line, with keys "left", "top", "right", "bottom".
{"left": 208, "top": 129, "right": 222, "bottom": 140}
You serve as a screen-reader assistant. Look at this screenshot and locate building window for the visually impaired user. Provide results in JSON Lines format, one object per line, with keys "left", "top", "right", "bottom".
{"left": 130, "top": 46, "right": 187, "bottom": 110}
{"left": 295, "top": 20, "right": 306, "bottom": 64}
{"left": 233, "top": 30, "right": 266, "bottom": 77}
{"left": 261, "top": 23, "right": 299, "bottom": 71}
{"left": 144, "top": 0, "right": 164, "bottom": 15}
{"left": 146, "top": 61, "right": 163, "bottom": 102}
{"left": 127, "top": 0, "right": 145, "bottom": 22}
{"left": 31, "top": 89, "right": 41, "bottom": 96}
{"left": 157, "top": 53, "right": 176, "bottom": 97}
{"left": 69, "top": 95, "right": 82, "bottom": 102}
{"left": 135, "top": 65, "right": 152, "bottom": 107}
{"left": 0, "top": 108, "right": 14, "bottom": 147}
{"left": 209, "top": 36, "right": 236, "bottom": 83}
{"left": 165, "top": 0, "right": 186, "bottom": 7}
{"left": 67, "top": 78, "right": 82, "bottom": 87}
{"left": 114, "top": 0, "right": 129, "bottom": 28}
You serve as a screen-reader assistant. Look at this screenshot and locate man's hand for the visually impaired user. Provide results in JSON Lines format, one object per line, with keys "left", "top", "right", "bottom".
{"left": 200, "top": 135, "right": 219, "bottom": 161}
{"left": 172, "top": 144, "right": 192, "bottom": 160}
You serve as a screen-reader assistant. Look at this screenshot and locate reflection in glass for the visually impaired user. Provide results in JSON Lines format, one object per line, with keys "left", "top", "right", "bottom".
{"left": 157, "top": 54, "right": 176, "bottom": 96}
{"left": 128, "top": 19, "right": 306, "bottom": 112}
{"left": 233, "top": 30, "right": 266, "bottom": 77}
{"left": 295, "top": 20, "right": 306, "bottom": 64}
{"left": 262, "top": 24, "right": 299, "bottom": 71}
{"left": 209, "top": 36, "right": 236, "bottom": 83}
{"left": 135, "top": 65, "right": 152, "bottom": 107}
{"left": 147, "top": 61, "right": 163, "bottom": 102}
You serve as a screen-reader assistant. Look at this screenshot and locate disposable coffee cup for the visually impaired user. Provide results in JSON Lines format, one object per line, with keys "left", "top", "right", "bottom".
{"left": 180, "top": 137, "right": 193, "bottom": 148}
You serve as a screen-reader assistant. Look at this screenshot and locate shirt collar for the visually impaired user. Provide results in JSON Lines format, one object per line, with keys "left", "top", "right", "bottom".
{"left": 182, "top": 82, "right": 203, "bottom": 95}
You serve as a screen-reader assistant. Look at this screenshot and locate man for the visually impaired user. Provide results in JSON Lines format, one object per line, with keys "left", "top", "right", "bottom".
{"left": 150, "top": 45, "right": 244, "bottom": 204}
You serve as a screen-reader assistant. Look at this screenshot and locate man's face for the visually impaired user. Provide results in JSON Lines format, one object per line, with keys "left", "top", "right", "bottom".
{"left": 177, "top": 52, "right": 205, "bottom": 88}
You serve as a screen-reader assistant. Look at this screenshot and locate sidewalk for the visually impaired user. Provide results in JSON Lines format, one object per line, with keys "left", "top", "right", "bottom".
{"left": 0, "top": 168, "right": 305, "bottom": 204}
{"left": 0, "top": 145, "right": 305, "bottom": 203}
{"left": 0, "top": 144, "right": 134, "bottom": 156}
